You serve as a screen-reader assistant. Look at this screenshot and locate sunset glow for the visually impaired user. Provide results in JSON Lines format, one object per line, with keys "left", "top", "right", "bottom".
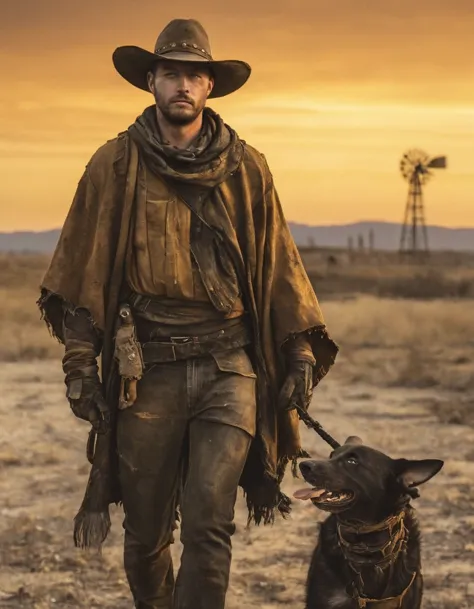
{"left": 2, "top": 0, "right": 473, "bottom": 230}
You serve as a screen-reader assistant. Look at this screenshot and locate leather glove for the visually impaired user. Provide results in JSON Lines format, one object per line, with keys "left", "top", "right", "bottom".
{"left": 277, "top": 360, "right": 314, "bottom": 412}
{"left": 66, "top": 370, "right": 110, "bottom": 434}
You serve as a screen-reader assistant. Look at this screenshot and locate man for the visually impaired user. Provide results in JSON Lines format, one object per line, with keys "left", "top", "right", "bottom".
{"left": 38, "top": 18, "right": 338, "bottom": 609}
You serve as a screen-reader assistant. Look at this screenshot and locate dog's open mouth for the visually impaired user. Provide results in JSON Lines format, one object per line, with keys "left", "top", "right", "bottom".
{"left": 293, "top": 487, "right": 354, "bottom": 506}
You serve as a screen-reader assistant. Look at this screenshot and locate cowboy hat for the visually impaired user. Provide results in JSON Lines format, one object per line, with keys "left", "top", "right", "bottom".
{"left": 112, "top": 18, "right": 251, "bottom": 98}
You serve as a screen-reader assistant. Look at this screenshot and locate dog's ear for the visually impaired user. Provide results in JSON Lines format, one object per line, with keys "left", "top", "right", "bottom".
{"left": 344, "top": 436, "right": 363, "bottom": 446}
{"left": 395, "top": 459, "right": 444, "bottom": 488}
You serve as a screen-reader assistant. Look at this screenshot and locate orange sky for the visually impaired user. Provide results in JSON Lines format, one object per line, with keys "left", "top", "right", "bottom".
{"left": 1, "top": 0, "right": 473, "bottom": 230}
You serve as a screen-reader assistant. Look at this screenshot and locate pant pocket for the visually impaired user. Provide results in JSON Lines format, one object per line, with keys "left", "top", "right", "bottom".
{"left": 211, "top": 347, "right": 257, "bottom": 379}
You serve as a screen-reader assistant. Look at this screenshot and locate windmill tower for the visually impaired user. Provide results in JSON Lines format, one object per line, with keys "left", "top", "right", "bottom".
{"left": 399, "top": 149, "right": 447, "bottom": 254}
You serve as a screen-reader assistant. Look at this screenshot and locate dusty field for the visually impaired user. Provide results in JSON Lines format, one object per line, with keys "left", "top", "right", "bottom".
{"left": 1, "top": 356, "right": 473, "bottom": 608}
{"left": 0, "top": 254, "right": 474, "bottom": 607}
{"left": 299, "top": 247, "right": 474, "bottom": 299}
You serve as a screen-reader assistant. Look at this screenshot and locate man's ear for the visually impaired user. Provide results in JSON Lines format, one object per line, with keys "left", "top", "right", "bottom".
{"left": 395, "top": 458, "right": 444, "bottom": 488}
{"left": 147, "top": 71, "right": 155, "bottom": 94}
{"left": 207, "top": 76, "right": 214, "bottom": 97}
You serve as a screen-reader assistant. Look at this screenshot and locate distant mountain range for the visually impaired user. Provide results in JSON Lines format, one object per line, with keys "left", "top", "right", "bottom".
{"left": 289, "top": 221, "right": 474, "bottom": 251}
{"left": 0, "top": 222, "right": 472, "bottom": 252}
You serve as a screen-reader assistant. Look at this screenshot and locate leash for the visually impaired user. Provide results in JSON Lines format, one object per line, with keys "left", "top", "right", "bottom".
{"left": 294, "top": 404, "right": 341, "bottom": 449}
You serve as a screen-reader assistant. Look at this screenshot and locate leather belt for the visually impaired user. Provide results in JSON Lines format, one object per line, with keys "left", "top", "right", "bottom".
{"left": 141, "top": 322, "right": 252, "bottom": 363}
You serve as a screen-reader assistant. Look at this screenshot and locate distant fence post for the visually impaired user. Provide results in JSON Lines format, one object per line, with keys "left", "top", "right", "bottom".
{"left": 369, "top": 228, "right": 374, "bottom": 251}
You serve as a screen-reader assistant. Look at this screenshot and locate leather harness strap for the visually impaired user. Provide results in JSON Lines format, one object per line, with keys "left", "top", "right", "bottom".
{"left": 338, "top": 510, "right": 408, "bottom": 570}
{"left": 336, "top": 508, "right": 418, "bottom": 608}
{"left": 355, "top": 570, "right": 418, "bottom": 608}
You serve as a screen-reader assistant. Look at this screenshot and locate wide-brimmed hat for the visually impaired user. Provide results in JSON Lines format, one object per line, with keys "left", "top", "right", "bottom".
{"left": 112, "top": 18, "right": 251, "bottom": 98}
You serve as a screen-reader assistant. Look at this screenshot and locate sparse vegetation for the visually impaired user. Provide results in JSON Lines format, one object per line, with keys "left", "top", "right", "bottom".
{"left": 300, "top": 247, "right": 474, "bottom": 300}
{"left": 1, "top": 253, "right": 473, "bottom": 426}
{"left": 1, "top": 252, "right": 473, "bottom": 607}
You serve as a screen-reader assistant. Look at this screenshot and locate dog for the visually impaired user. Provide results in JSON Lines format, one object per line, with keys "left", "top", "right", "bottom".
{"left": 293, "top": 436, "right": 443, "bottom": 609}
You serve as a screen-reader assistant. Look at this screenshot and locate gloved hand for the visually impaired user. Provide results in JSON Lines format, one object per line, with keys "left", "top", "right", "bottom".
{"left": 61, "top": 307, "right": 107, "bottom": 433}
{"left": 277, "top": 360, "right": 314, "bottom": 412}
{"left": 66, "top": 371, "right": 110, "bottom": 434}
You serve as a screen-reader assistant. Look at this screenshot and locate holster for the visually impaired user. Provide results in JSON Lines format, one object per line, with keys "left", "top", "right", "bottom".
{"left": 113, "top": 303, "right": 144, "bottom": 409}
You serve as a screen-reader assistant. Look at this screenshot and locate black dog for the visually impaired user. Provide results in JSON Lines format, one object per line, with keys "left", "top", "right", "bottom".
{"left": 294, "top": 436, "right": 443, "bottom": 609}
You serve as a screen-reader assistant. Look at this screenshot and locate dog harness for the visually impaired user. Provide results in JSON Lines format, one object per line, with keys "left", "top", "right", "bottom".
{"left": 337, "top": 508, "right": 418, "bottom": 608}
{"left": 353, "top": 570, "right": 417, "bottom": 608}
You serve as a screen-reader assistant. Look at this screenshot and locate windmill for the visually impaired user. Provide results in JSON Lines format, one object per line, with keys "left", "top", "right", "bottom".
{"left": 399, "top": 149, "right": 447, "bottom": 254}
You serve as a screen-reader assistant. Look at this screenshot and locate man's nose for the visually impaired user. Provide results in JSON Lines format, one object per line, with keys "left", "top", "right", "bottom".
{"left": 176, "top": 76, "right": 190, "bottom": 91}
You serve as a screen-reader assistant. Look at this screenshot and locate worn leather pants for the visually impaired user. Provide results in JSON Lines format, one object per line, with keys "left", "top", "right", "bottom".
{"left": 116, "top": 347, "right": 257, "bottom": 609}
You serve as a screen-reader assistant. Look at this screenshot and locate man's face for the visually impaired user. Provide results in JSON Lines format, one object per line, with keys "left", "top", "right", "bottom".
{"left": 147, "top": 60, "right": 214, "bottom": 126}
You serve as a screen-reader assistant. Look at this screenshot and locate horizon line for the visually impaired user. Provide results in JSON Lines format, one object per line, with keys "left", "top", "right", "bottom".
{"left": 2, "top": 220, "right": 474, "bottom": 234}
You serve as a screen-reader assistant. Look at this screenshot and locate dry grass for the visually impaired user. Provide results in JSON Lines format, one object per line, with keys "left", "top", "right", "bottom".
{"left": 1, "top": 253, "right": 473, "bottom": 424}
{"left": 323, "top": 296, "right": 474, "bottom": 349}
{"left": 301, "top": 248, "right": 474, "bottom": 299}
{"left": 1, "top": 254, "right": 474, "bottom": 607}
{"left": 321, "top": 296, "right": 474, "bottom": 424}
{"left": 0, "top": 254, "right": 62, "bottom": 361}
{"left": 323, "top": 296, "right": 474, "bottom": 387}
{"left": 0, "top": 253, "right": 50, "bottom": 288}
{"left": 0, "top": 287, "right": 62, "bottom": 361}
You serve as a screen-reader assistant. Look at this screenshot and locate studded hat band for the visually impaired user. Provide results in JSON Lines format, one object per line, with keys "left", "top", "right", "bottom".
{"left": 154, "top": 41, "right": 213, "bottom": 61}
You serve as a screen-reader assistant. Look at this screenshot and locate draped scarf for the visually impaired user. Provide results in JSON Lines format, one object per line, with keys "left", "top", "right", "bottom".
{"left": 127, "top": 105, "right": 244, "bottom": 186}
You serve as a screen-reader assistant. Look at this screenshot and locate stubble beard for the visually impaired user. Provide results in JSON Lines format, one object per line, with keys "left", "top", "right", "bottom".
{"left": 157, "top": 97, "right": 204, "bottom": 127}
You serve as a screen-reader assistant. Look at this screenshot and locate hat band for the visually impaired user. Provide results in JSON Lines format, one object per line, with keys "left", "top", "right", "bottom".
{"left": 154, "top": 42, "right": 213, "bottom": 61}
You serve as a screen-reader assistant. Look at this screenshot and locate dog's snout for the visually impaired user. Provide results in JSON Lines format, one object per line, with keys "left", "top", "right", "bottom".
{"left": 299, "top": 460, "right": 315, "bottom": 477}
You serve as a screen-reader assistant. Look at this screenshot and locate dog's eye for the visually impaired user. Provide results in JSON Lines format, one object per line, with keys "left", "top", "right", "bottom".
{"left": 346, "top": 456, "right": 358, "bottom": 465}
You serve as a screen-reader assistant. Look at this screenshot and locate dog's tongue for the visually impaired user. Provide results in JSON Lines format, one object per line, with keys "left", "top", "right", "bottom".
{"left": 293, "top": 488, "right": 325, "bottom": 501}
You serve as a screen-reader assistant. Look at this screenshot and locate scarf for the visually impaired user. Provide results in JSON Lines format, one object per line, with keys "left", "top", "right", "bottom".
{"left": 127, "top": 105, "right": 244, "bottom": 186}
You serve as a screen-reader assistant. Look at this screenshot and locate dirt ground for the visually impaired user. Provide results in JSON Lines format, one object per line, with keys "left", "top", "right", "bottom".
{"left": 0, "top": 254, "right": 473, "bottom": 607}
{"left": 1, "top": 348, "right": 473, "bottom": 608}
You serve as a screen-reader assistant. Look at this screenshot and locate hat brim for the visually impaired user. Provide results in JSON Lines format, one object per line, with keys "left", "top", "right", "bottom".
{"left": 112, "top": 46, "right": 251, "bottom": 98}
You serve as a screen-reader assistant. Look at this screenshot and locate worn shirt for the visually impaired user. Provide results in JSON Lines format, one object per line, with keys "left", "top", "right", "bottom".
{"left": 125, "top": 160, "right": 314, "bottom": 361}
{"left": 126, "top": 161, "right": 245, "bottom": 326}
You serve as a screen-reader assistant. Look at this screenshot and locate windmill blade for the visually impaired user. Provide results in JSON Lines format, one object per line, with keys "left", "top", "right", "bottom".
{"left": 400, "top": 148, "right": 432, "bottom": 183}
{"left": 427, "top": 156, "right": 447, "bottom": 169}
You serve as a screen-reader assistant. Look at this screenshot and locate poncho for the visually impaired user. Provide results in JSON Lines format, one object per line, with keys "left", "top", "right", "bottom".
{"left": 38, "top": 118, "right": 338, "bottom": 548}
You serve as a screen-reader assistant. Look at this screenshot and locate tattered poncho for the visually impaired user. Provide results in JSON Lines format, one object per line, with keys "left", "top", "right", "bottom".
{"left": 39, "top": 128, "right": 338, "bottom": 546}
